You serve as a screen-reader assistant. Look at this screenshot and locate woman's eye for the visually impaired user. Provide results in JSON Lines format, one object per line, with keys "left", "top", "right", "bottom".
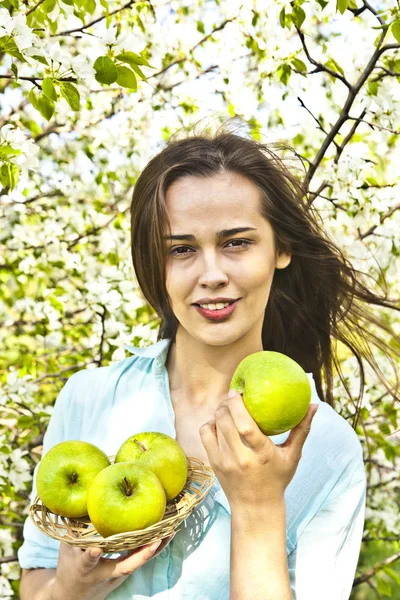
{"left": 169, "top": 239, "right": 251, "bottom": 256}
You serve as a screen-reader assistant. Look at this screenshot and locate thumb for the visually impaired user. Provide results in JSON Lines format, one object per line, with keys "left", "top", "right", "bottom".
{"left": 81, "top": 546, "right": 103, "bottom": 570}
{"left": 279, "top": 403, "right": 318, "bottom": 452}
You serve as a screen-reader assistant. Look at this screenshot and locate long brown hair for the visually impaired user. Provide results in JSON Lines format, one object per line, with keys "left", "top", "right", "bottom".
{"left": 129, "top": 119, "right": 400, "bottom": 426}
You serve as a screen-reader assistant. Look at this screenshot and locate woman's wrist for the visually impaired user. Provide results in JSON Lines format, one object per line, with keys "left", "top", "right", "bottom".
{"left": 50, "top": 577, "right": 106, "bottom": 600}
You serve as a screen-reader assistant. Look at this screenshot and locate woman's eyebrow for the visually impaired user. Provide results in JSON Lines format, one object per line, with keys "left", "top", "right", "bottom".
{"left": 163, "top": 227, "right": 258, "bottom": 241}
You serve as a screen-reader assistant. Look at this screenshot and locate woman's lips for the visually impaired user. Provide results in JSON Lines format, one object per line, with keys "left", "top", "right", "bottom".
{"left": 194, "top": 299, "right": 239, "bottom": 321}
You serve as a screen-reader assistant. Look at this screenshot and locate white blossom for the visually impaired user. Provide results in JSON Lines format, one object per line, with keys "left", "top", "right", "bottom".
{"left": 0, "top": 9, "right": 35, "bottom": 49}
{"left": 0, "top": 529, "right": 13, "bottom": 558}
{"left": 0, "top": 575, "right": 13, "bottom": 599}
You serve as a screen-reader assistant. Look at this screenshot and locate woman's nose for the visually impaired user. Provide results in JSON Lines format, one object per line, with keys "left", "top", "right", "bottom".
{"left": 197, "top": 258, "right": 229, "bottom": 287}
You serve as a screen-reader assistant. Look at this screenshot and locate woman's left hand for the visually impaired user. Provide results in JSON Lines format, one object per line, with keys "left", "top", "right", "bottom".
{"left": 199, "top": 389, "right": 319, "bottom": 510}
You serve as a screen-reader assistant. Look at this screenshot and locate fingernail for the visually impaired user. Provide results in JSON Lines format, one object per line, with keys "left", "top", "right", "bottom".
{"left": 228, "top": 388, "right": 237, "bottom": 398}
{"left": 90, "top": 548, "right": 102, "bottom": 558}
{"left": 311, "top": 404, "right": 319, "bottom": 418}
{"left": 150, "top": 540, "right": 162, "bottom": 552}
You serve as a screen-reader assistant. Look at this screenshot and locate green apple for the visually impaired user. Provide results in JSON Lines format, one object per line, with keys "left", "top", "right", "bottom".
{"left": 230, "top": 351, "right": 312, "bottom": 436}
{"left": 87, "top": 462, "right": 166, "bottom": 537}
{"left": 36, "top": 440, "right": 111, "bottom": 518}
{"left": 114, "top": 432, "right": 188, "bottom": 502}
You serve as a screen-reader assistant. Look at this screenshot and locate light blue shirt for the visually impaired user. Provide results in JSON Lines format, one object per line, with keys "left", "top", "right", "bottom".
{"left": 18, "top": 337, "right": 366, "bottom": 599}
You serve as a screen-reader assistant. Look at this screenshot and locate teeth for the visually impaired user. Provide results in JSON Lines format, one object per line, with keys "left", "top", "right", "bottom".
{"left": 199, "top": 302, "right": 232, "bottom": 310}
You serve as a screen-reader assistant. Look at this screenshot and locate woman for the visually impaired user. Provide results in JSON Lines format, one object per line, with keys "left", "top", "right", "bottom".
{"left": 18, "top": 123, "right": 399, "bottom": 599}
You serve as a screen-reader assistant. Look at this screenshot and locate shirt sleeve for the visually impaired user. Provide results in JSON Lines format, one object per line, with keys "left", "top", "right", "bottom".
{"left": 288, "top": 452, "right": 366, "bottom": 600}
{"left": 18, "top": 374, "right": 77, "bottom": 570}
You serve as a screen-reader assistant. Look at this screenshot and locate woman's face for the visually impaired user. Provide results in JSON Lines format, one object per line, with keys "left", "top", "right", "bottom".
{"left": 164, "top": 171, "right": 291, "bottom": 346}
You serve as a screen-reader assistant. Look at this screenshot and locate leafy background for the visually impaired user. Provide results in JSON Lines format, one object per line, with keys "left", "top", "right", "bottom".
{"left": 1, "top": 0, "right": 400, "bottom": 597}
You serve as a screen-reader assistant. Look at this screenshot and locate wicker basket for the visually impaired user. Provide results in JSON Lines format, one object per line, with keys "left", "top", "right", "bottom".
{"left": 29, "top": 456, "right": 214, "bottom": 553}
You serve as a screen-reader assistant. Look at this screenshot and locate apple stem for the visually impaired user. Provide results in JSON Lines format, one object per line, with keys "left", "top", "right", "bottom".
{"left": 133, "top": 439, "right": 147, "bottom": 452}
{"left": 123, "top": 477, "right": 132, "bottom": 496}
{"left": 71, "top": 472, "right": 78, "bottom": 483}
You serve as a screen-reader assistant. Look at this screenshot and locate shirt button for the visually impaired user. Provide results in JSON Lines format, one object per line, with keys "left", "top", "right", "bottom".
{"left": 159, "top": 548, "right": 168, "bottom": 558}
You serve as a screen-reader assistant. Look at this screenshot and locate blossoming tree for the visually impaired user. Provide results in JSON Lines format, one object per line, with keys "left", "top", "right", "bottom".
{"left": 1, "top": 0, "right": 400, "bottom": 597}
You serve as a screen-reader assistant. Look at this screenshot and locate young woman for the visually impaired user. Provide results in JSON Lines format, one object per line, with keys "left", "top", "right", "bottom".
{"left": 18, "top": 124, "right": 399, "bottom": 599}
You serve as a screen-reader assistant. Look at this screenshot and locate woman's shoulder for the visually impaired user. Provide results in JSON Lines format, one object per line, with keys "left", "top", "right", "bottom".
{"left": 63, "top": 353, "right": 150, "bottom": 408}
{"left": 306, "top": 372, "right": 363, "bottom": 463}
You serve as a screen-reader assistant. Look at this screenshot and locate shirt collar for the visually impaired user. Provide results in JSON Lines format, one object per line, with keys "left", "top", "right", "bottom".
{"left": 123, "top": 337, "right": 173, "bottom": 364}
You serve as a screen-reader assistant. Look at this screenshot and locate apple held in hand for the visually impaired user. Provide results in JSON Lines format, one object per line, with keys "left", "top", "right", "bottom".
{"left": 36, "top": 440, "right": 111, "bottom": 518}
{"left": 87, "top": 462, "right": 166, "bottom": 537}
{"left": 230, "top": 351, "right": 312, "bottom": 436}
{"left": 115, "top": 432, "right": 188, "bottom": 502}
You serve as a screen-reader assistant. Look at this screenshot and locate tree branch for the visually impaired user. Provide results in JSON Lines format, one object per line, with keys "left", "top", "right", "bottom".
{"left": 54, "top": 0, "right": 144, "bottom": 37}
{"left": 301, "top": 20, "right": 394, "bottom": 198}
{"left": 26, "top": 0, "right": 46, "bottom": 16}
{"left": 353, "top": 551, "right": 400, "bottom": 587}
{"left": 358, "top": 202, "right": 400, "bottom": 240}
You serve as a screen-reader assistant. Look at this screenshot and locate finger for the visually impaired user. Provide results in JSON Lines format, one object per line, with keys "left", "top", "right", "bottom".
{"left": 279, "top": 404, "right": 318, "bottom": 456}
{"left": 214, "top": 404, "right": 243, "bottom": 457}
{"left": 221, "top": 391, "right": 266, "bottom": 450}
{"left": 199, "top": 418, "right": 218, "bottom": 464}
{"left": 104, "top": 537, "right": 172, "bottom": 578}
{"left": 80, "top": 546, "right": 103, "bottom": 571}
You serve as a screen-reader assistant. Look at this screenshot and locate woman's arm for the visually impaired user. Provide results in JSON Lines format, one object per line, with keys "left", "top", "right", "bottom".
{"left": 230, "top": 500, "right": 292, "bottom": 600}
{"left": 20, "top": 568, "right": 58, "bottom": 600}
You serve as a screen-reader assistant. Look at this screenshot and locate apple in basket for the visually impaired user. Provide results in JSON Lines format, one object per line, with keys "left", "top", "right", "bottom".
{"left": 87, "top": 462, "right": 167, "bottom": 537}
{"left": 114, "top": 432, "right": 189, "bottom": 502}
{"left": 36, "top": 440, "right": 111, "bottom": 518}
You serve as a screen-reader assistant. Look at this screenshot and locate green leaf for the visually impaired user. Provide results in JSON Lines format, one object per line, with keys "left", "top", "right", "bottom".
{"left": 279, "top": 7, "right": 286, "bottom": 28}
{"left": 383, "top": 566, "right": 400, "bottom": 586}
{"left": 29, "top": 87, "right": 40, "bottom": 110}
{"left": 31, "top": 54, "right": 50, "bottom": 66}
{"left": 107, "top": 251, "right": 120, "bottom": 265}
{"left": 0, "top": 163, "right": 19, "bottom": 190}
{"left": 391, "top": 21, "right": 400, "bottom": 44}
{"left": 0, "top": 145, "right": 22, "bottom": 158}
{"left": 42, "top": 0, "right": 56, "bottom": 12}
{"left": 376, "top": 575, "right": 392, "bottom": 597}
{"left": 59, "top": 81, "right": 80, "bottom": 110}
{"left": 0, "top": 0, "right": 13, "bottom": 9}
{"left": 277, "top": 63, "right": 292, "bottom": 86}
{"left": 37, "top": 93, "right": 55, "bottom": 120}
{"left": 93, "top": 56, "right": 118, "bottom": 84}
{"left": 367, "top": 79, "right": 378, "bottom": 96}
{"left": 325, "top": 57, "right": 345, "bottom": 77}
{"left": 291, "top": 57, "right": 307, "bottom": 72}
{"left": 11, "top": 63, "right": 18, "bottom": 79}
{"left": 0, "top": 35, "right": 27, "bottom": 62}
{"left": 316, "top": 0, "right": 329, "bottom": 8}
{"left": 116, "top": 66, "right": 137, "bottom": 89}
{"left": 129, "top": 63, "right": 147, "bottom": 82}
{"left": 99, "top": 0, "right": 109, "bottom": 14}
{"left": 336, "top": 0, "right": 349, "bottom": 14}
{"left": 83, "top": 0, "right": 96, "bottom": 14}
{"left": 42, "top": 77, "right": 58, "bottom": 101}
{"left": 292, "top": 5, "right": 306, "bottom": 28}
{"left": 196, "top": 20, "right": 205, "bottom": 34}
{"left": 48, "top": 295, "right": 64, "bottom": 314}
{"left": 116, "top": 51, "right": 155, "bottom": 69}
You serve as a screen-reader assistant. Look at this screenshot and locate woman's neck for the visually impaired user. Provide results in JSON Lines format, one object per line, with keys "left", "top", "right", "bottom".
{"left": 165, "top": 332, "right": 263, "bottom": 410}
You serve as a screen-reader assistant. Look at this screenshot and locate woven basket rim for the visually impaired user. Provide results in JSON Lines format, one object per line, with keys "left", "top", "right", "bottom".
{"left": 29, "top": 455, "right": 215, "bottom": 551}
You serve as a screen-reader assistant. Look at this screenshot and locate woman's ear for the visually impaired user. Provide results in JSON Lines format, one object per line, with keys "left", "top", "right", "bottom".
{"left": 276, "top": 251, "right": 291, "bottom": 269}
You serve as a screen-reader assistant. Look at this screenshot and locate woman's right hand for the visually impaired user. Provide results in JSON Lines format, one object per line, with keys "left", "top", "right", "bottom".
{"left": 51, "top": 534, "right": 175, "bottom": 600}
